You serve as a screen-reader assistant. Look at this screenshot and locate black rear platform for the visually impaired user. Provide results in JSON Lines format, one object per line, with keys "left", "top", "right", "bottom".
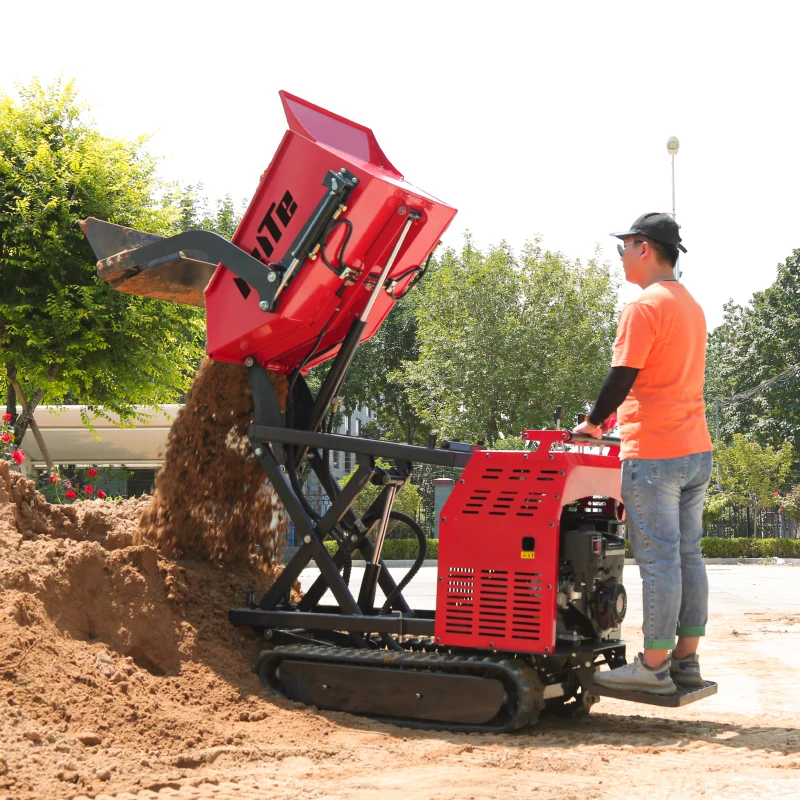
{"left": 591, "top": 680, "right": 718, "bottom": 707}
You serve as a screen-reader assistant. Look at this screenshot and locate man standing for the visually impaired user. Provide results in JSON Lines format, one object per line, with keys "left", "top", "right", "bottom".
{"left": 573, "top": 213, "right": 713, "bottom": 695}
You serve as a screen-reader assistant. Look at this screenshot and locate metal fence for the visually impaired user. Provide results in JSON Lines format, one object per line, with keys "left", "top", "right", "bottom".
{"left": 703, "top": 504, "right": 799, "bottom": 539}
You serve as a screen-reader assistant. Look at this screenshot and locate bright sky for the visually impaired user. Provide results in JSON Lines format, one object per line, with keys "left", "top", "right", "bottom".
{"left": 2, "top": 1, "right": 798, "bottom": 330}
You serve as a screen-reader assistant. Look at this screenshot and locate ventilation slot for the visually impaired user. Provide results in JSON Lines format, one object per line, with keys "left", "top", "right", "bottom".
{"left": 511, "top": 572, "right": 543, "bottom": 641}
{"left": 445, "top": 568, "right": 475, "bottom": 635}
{"left": 516, "top": 493, "right": 543, "bottom": 517}
{"left": 462, "top": 489, "right": 490, "bottom": 515}
{"left": 478, "top": 570, "right": 508, "bottom": 637}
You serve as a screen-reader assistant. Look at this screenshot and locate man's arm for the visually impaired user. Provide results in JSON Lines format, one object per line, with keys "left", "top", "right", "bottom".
{"left": 573, "top": 366, "right": 639, "bottom": 438}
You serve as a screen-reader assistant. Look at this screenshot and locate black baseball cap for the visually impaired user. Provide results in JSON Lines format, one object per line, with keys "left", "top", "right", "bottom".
{"left": 610, "top": 212, "right": 687, "bottom": 253}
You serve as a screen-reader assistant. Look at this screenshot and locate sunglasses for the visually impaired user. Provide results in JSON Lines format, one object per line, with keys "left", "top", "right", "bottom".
{"left": 617, "top": 240, "right": 645, "bottom": 257}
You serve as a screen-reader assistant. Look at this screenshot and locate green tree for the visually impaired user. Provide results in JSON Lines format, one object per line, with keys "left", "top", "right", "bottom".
{"left": 705, "top": 249, "right": 800, "bottom": 454}
{"left": 175, "top": 183, "right": 244, "bottom": 238}
{"left": 337, "top": 290, "right": 430, "bottom": 444}
{"left": 713, "top": 434, "right": 794, "bottom": 536}
{"left": 0, "top": 79, "right": 205, "bottom": 444}
{"left": 403, "top": 236, "right": 619, "bottom": 446}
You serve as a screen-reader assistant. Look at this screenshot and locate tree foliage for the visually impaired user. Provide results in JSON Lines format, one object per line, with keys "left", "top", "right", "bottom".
{"left": 175, "top": 184, "right": 244, "bottom": 238}
{"left": 0, "top": 79, "right": 206, "bottom": 443}
{"left": 403, "top": 236, "right": 619, "bottom": 446}
{"left": 711, "top": 434, "right": 794, "bottom": 536}
{"left": 705, "top": 249, "right": 800, "bottom": 453}
{"left": 336, "top": 291, "right": 430, "bottom": 444}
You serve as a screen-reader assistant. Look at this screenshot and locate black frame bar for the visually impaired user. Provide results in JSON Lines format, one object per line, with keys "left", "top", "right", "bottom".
{"left": 249, "top": 424, "right": 473, "bottom": 469}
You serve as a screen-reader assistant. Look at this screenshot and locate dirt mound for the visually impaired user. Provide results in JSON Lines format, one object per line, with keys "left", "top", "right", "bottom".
{"left": 0, "top": 355, "right": 303, "bottom": 799}
{"left": 0, "top": 461, "right": 303, "bottom": 800}
{"left": 0, "top": 461, "right": 148, "bottom": 549}
{"left": 137, "top": 358, "right": 289, "bottom": 567}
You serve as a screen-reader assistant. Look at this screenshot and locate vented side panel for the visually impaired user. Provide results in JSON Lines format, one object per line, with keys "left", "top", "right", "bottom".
{"left": 435, "top": 440, "right": 622, "bottom": 654}
{"left": 444, "top": 567, "right": 475, "bottom": 636}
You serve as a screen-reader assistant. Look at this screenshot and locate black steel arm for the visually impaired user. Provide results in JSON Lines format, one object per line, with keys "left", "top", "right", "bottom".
{"left": 98, "top": 229, "right": 279, "bottom": 308}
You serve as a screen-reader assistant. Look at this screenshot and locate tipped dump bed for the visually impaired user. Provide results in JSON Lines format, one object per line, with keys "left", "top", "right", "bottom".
{"left": 84, "top": 92, "right": 457, "bottom": 374}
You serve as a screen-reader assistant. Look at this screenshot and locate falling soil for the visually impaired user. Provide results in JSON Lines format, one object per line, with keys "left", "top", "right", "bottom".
{"left": 137, "top": 358, "right": 289, "bottom": 567}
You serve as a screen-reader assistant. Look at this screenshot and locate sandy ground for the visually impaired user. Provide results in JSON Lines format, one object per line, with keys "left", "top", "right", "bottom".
{"left": 1, "top": 466, "right": 799, "bottom": 800}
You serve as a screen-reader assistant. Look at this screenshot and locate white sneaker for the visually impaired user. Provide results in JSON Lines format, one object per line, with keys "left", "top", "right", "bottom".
{"left": 593, "top": 653, "right": 677, "bottom": 695}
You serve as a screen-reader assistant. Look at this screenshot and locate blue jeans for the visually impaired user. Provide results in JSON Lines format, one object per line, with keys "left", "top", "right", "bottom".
{"left": 621, "top": 452, "right": 713, "bottom": 650}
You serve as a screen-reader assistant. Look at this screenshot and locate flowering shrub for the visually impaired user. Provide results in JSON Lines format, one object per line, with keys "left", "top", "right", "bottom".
{"left": 0, "top": 413, "right": 25, "bottom": 469}
{"left": 37, "top": 465, "right": 113, "bottom": 504}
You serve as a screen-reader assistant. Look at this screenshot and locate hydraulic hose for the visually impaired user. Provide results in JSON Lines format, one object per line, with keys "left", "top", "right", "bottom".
{"left": 358, "top": 510, "right": 427, "bottom": 615}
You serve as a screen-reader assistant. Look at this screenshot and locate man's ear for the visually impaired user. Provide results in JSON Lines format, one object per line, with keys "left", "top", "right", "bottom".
{"left": 640, "top": 241, "right": 652, "bottom": 260}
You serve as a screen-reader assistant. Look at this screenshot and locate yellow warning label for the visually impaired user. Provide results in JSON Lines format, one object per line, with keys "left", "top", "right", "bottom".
{"left": 521, "top": 552, "right": 535, "bottom": 559}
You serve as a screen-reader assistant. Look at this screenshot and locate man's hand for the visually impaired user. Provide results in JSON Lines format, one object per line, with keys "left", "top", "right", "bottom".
{"left": 572, "top": 420, "right": 603, "bottom": 439}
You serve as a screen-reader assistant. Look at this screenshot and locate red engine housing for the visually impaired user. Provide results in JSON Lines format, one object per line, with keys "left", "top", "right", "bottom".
{"left": 205, "top": 92, "right": 457, "bottom": 373}
{"left": 434, "top": 431, "right": 622, "bottom": 654}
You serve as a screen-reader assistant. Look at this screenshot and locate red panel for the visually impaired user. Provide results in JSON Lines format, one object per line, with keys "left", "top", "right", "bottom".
{"left": 205, "top": 93, "right": 456, "bottom": 372}
{"left": 280, "top": 91, "right": 402, "bottom": 177}
{"left": 434, "top": 431, "right": 622, "bottom": 654}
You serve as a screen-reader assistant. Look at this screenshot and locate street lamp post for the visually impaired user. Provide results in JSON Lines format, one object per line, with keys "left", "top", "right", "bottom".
{"left": 666, "top": 136, "right": 680, "bottom": 279}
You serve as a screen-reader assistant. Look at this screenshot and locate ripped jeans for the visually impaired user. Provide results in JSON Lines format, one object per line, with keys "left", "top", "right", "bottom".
{"left": 621, "top": 452, "right": 713, "bottom": 650}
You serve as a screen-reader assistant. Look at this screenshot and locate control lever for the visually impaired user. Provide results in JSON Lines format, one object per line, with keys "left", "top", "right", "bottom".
{"left": 569, "top": 432, "right": 621, "bottom": 447}
{"left": 553, "top": 406, "right": 564, "bottom": 450}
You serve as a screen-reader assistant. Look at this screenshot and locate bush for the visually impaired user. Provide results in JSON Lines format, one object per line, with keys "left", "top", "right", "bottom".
{"left": 324, "top": 538, "right": 438, "bottom": 560}
{"left": 322, "top": 536, "right": 800, "bottom": 561}
{"left": 700, "top": 537, "right": 800, "bottom": 558}
{"left": 608, "top": 536, "right": 800, "bottom": 560}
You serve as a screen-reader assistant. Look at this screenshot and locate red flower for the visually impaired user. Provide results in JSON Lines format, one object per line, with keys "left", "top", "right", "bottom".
{"left": 65, "top": 489, "right": 77, "bottom": 499}
{"left": 86, "top": 468, "right": 98, "bottom": 478}
{"left": 11, "top": 450, "right": 24, "bottom": 465}
{"left": 774, "top": 492, "right": 781, "bottom": 497}
{"left": 2, "top": 413, "right": 11, "bottom": 422}
{"left": 48, "top": 474, "right": 58, "bottom": 484}
{"left": 1, "top": 433, "right": 10, "bottom": 443}
{"left": 97, "top": 490, "right": 107, "bottom": 500}
{"left": 84, "top": 485, "right": 94, "bottom": 495}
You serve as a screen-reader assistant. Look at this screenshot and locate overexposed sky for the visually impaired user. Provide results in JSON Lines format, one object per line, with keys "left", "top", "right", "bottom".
{"left": 2, "top": 1, "right": 798, "bottom": 329}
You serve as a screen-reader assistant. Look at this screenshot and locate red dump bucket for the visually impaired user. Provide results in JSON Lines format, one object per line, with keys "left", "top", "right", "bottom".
{"left": 204, "top": 92, "right": 456, "bottom": 372}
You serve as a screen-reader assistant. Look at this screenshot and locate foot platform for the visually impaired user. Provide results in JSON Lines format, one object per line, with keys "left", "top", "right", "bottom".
{"left": 591, "top": 680, "right": 718, "bottom": 708}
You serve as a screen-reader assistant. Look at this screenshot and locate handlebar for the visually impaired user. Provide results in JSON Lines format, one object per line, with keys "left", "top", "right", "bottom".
{"left": 569, "top": 433, "right": 621, "bottom": 447}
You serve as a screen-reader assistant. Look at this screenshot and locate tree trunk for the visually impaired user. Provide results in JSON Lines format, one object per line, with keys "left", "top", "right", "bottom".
{"left": 6, "top": 361, "right": 61, "bottom": 447}
{"left": 5, "top": 380, "right": 15, "bottom": 424}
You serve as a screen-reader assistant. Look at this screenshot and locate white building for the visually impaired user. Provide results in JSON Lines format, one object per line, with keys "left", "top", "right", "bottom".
{"left": 16, "top": 403, "right": 376, "bottom": 504}
{"left": 17, "top": 404, "right": 179, "bottom": 495}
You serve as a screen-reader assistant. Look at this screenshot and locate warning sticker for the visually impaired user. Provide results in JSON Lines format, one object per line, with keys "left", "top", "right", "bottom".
{"left": 521, "top": 552, "right": 535, "bottom": 559}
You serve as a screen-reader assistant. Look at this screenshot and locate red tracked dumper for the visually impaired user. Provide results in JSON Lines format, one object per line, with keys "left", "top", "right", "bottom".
{"left": 82, "top": 92, "right": 717, "bottom": 731}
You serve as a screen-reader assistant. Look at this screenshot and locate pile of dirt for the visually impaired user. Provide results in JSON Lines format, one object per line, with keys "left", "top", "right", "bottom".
{"left": 137, "top": 358, "right": 289, "bottom": 567}
{"left": 0, "top": 461, "right": 149, "bottom": 550}
{"left": 0, "top": 359, "right": 310, "bottom": 798}
{"left": 0, "top": 461, "right": 308, "bottom": 800}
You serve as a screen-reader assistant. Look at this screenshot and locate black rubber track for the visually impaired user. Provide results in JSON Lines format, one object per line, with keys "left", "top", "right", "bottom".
{"left": 254, "top": 643, "right": 546, "bottom": 733}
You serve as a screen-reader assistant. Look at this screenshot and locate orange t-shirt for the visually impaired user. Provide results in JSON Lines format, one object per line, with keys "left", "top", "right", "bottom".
{"left": 611, "top": 281, "right": 713, "bottom": 461}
